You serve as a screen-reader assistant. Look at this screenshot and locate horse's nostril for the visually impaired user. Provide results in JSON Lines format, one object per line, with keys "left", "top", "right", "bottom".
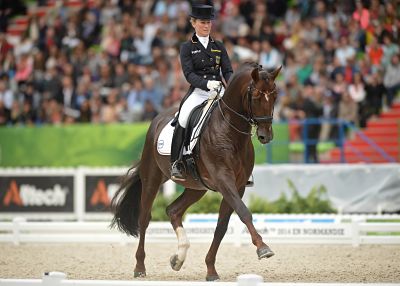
{"left": 259, "top": 135, "right": 266, "bottom": 141}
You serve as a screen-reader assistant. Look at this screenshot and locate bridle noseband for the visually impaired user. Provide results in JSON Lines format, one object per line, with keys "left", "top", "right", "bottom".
{"left": 218, "top": 81, "right": 276, "bottom": 135}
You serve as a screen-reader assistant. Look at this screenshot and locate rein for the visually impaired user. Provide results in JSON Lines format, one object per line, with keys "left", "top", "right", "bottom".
{"left": 218, "top": 81, "right": 275, "bottom": 136}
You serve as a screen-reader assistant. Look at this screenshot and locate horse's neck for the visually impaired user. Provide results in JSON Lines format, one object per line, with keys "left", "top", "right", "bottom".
{"left": 220, "top": 80, "right": 251, "bottom": 135}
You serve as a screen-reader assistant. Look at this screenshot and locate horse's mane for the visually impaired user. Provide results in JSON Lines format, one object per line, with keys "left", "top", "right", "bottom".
{"left": 229, "top": 62, "right": 261, "bottom": 83}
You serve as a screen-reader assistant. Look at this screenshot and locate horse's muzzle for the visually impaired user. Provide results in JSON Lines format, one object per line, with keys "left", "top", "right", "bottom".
{"left": 257, "top": 128, "right": 273, "bottom": 144}
{"left": 257, "top": 135, "right": 271, "bottom": 144}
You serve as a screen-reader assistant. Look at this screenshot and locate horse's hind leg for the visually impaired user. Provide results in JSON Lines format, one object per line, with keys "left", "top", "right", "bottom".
{"left": 166, "top": 188, "right": 207, "bottom": 271}
{"left": 205, "top": 188, "right": 244, "bottom": 281}
{"left": 134, "top": 162, "right": 166, "bottom": 278}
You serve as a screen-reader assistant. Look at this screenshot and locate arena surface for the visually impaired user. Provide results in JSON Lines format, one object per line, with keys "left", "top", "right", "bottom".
{"left": 1, "top": 243, "right": 400, "bottom": 282}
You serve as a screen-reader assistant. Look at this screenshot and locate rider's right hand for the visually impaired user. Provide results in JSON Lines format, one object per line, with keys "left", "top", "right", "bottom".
{"left": 207, "top": 80, "right": 222, "bottom": 91}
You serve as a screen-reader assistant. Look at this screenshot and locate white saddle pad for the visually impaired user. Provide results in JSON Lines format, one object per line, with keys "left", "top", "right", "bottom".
{"left": 157, "top": 99, "right": 215, "bottom": 156}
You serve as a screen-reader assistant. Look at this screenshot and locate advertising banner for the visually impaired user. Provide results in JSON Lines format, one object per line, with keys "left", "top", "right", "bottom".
{"left": 0, "top": 176, "right": 74, "bottom": 213}
{"left": 85, "top": 175, "right": 120, "bottom": 213}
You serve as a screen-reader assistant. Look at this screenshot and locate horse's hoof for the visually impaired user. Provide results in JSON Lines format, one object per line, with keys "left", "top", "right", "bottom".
{"left": 134, "top": 271, "right": 146, "bottom": 278}
{"left": 257, "top": 245, "right": 275, "bottom": 260}
{"left": 206, "top": 275, "right": 220, "bottom": 281}
{"left": 170, "top": 254, "right": 184, "bottom": 271}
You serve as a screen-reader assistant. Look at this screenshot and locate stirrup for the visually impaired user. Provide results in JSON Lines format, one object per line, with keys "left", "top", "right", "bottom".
{"left": 171, "top": 161, "right": 186, "bottom": 181}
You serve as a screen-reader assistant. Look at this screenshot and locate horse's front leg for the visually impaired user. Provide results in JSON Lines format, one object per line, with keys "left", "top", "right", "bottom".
{"left": 218, "top": 179, "right": 274, "bottom": 260}
{"left": 205, "top": 188, "right": 245, "bottom": 281}
{"left": 166, "top": 188, "right": 207, "bottom": 271}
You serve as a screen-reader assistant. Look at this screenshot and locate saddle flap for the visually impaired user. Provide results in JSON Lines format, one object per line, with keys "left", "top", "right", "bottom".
{"left": 157, "top": 99, "right": 217, "bottom": 156}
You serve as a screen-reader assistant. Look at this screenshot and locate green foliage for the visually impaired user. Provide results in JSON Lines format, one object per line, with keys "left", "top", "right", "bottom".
{"left": 249, "top": 179, "right": 336, "bottom": 214}
{"left": 151, "top": 179, "right": 335, "bottom": 221}
{"left": 151, "top": 192, "right": 177, "bottom": 221}
{"left": 150, "top": 191, "right": 222, "bottom": 221}
{"left": 186, "top": 192, "right": 222, "bottom": 213}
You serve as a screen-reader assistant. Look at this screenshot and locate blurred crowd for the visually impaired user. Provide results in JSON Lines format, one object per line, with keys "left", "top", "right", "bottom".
{"left": 0, "top": 0, "right": 399, "bottom": 136}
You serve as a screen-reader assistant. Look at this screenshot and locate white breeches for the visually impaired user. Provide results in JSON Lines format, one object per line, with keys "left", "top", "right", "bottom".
{"left": 178, "top": 87, "right": 225, "bottom": 128}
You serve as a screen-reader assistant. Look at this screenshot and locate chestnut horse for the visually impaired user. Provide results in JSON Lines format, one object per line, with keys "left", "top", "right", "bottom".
{"left": 111, "top": 62, "right": 281, "bottom": 281}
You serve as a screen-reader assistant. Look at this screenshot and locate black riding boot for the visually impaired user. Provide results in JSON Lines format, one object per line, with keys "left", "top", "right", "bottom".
{"left": 170, "top": 124, "right": 186, "bottom": 181}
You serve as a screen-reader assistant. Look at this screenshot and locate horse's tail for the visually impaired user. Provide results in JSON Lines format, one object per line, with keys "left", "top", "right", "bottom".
{"left": 110, "top": 162, "right": 142, "bottom": 237}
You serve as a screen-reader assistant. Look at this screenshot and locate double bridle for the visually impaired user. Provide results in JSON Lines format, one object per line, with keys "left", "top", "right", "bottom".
{"left": 218, "top": 81, "right": 276, "bottom": 135}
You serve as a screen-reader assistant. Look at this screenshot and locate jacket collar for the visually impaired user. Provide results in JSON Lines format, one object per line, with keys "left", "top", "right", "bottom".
{"left": 191, "top": 33, "right": 215, "bottom": 44}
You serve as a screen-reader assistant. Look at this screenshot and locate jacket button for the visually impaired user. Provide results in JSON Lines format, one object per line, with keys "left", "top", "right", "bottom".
{"left": 202, "top": 59, "right": 204, "bottom": 62}
{"left": 210, "top": 58, "right": 213, "bottom": 61}
{"left": 204, "top": 75, "right": 207, "bottom": 78}
{"left": 213, "top": 75, "right": 216, "bottom": 78}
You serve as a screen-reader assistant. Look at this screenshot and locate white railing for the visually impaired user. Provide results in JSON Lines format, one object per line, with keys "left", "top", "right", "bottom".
{"left": 1, "top": 216, "right": 399, "bottom": 247}
{"left": 1, "top": 272, "right": 398, "bottom": 286}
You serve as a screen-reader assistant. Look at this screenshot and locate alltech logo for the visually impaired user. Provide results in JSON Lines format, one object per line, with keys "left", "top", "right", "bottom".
{"left": 0, "top": 176, "right": 74, "bottom": 212}
{"left": 85, "top": 176, "right": 119, "bottom": 212}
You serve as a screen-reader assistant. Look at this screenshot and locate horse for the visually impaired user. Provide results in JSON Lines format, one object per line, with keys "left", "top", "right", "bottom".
{"left": 111, "top": 62, "right": 281, "bottom": 281}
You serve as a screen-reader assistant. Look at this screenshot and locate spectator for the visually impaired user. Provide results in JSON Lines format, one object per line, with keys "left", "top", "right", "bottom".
{"left": 141, "top": 75, "right": 163, "bottom": 112}
{"left": 141, "top": 99, "right": 158, "bottom": 121}
{"left": 259, "top": 40, "right": 281, "bottom": 72}
{"left": 114, "top": 62, "right": 129, "bottom": 87}
{"left": 127, "top": 79, "right": 144, "bottom": 122}
{"left": 0, "top": 76, "right": 13, "bottom": 111}
{"left": 365, "top": 72, "right": 385, "bottom": 117}
{"left": 335, "top": 36, "right": 356, "bottom": 66}
{"left": 300, "top": 84, "right": 323, "bottom": 163}
{"left": 319, "top": 94, "right": 337, "bottom": 141}
{"left": 338, "top": 90, "right": 358, "bottom": 126}
{"left": 100, "top": 19, "right": 121, "bottom": 58}
{"left": 19, "top": 101, "right": 35, "bottom": 125}
{"left": 366, "top": 36, "right": 384, "bottom": 70}
{"left": 100, "top": 88, "right": 120, "bottom": 123}
{"left": 382, "top": 34, "right": 399, "bottom": 68}
{"left": 352, "top": 0, "right": 370, "bottom": 30}
{"left": 14, "top": 53, "right": 33, "bottom": 84}
{"left": 78, "top": 99, "right": 92, "bottom": 123}
{"left": 221, "top": 2, "right": 248, "bottom": 40}
{"left": 348, "top": 73, "right": 367, "bottom": 127}
{"left": 383, "top": 54, "right": 400, "bottom": 107}
{"left": 58, "top": 76, "right": 77, "bottom": 109}
{"left": 20, "top": 81, "right": 40, "bottom": 110}
{"left": 0, "top": 99, "right": 9, "bottom": 125}
{"left": 0, "top": 0, "right": 397, "bottom": 131}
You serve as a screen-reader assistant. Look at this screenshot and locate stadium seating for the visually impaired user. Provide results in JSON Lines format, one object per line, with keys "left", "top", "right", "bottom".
{"left": 329, "top": 103, "right": 400, "bottom": 163}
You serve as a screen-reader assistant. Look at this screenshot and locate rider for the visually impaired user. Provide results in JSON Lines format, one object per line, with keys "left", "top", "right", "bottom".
{"left": 170, "top": 4, "right": 233, "bottom": 181}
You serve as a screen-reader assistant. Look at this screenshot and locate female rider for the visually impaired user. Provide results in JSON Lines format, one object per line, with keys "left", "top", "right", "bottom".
{"left": 171, "top": 4, "right": 233, "bottom": 181}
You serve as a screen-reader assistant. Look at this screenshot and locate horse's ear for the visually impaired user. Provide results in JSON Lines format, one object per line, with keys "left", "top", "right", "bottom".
{"left": 270, "top": 66, "right": 282, "bottom": 81}
{"left": 251, "top": 68, "right": 260, "bottom": 82}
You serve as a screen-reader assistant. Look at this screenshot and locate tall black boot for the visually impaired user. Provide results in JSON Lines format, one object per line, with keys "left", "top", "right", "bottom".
{"left": 170, "top": 124, "right": 186, "bottom": 181}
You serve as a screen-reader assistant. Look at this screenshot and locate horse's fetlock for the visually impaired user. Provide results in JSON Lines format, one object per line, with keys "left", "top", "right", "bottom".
{"left": 205, "top": 256, "right": 215, "bottom": 266}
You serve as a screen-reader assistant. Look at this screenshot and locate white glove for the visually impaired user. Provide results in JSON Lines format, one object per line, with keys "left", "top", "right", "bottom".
{"left": 207, "top": 80, "right": 222, "bottom": 91}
